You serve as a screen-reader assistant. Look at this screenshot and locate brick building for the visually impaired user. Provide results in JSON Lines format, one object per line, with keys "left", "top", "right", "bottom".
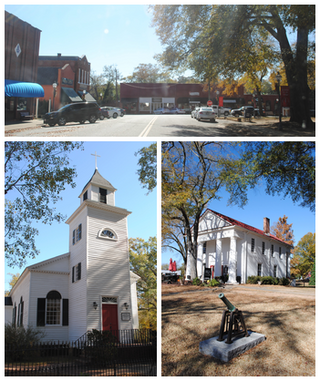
{"left": 37, "top": 54, "right": 93, "bottom": 111}
{"left": 120, "top": 82, "right": 279, "bottom": 115}
{"left": 5, "top": 11, "right": 44, "bottom": 121}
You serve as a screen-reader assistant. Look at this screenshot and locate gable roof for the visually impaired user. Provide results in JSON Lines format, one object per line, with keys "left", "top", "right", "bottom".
{"left": 81, "top": 169, "right": 116, "bottom": 194}
{"left": 204, "top": 209, "right": 292, "bottom": 246}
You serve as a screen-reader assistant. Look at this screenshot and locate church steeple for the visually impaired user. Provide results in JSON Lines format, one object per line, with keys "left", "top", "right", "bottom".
{"left": 80, "top": 169, "right": 117, "bottom": 206}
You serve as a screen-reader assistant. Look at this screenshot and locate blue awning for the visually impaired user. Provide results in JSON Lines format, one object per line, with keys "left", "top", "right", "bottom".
{"left": 5, "top": 79, "right": 44, "bottom": 98}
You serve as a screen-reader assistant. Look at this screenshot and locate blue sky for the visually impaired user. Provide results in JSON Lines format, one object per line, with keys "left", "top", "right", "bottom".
{"left": 162, "top": 168, "right": 316, "bottom": 267}
{"left": 4, "top": 141, "right": 157, "bottom": 291}
{"left": 5, "top": 3, "right": 164, "bottom": 79}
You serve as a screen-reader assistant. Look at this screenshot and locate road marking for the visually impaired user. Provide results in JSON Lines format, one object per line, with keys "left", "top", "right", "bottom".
{"left": 139, "top": 116, "right": 158, "bottom": 137}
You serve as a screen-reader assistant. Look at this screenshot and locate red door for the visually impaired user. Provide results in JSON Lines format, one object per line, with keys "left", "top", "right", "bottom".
{"left": 102, "top": 304, "right": 118, "bottom": 332}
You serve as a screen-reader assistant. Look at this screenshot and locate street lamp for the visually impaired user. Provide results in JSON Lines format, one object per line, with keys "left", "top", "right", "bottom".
{"left": 52, "top": 82, "right": 57, "bottom": 111}
{"left": 275, "top": 72, "right": 282, "bottom": 130}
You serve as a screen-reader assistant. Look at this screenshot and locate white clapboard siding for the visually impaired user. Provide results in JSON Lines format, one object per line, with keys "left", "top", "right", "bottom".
{"left": 9, "top": 271, "right": 31, "bottom": 326}
{"left": 68, "top": 207, "right": 88, "bottom": 342}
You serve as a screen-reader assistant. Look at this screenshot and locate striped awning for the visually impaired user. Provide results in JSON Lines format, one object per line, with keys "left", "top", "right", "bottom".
{"left": 5, "top": 79, "right": 44, "bottom": 98}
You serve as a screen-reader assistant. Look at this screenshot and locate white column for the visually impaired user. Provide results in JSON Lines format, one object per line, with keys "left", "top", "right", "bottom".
{"left": 197, "top": 243, "right": 204, "bottom": 280}
{"left": 216, "top": 237, "right": 222, "bottom": 275}
{"left": 227, "top": 236, "right": 238, "bottom": 284}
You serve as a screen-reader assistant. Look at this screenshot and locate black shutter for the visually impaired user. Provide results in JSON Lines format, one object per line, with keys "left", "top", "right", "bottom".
{"left": 72, "top": 266, "right": 74, "bottom": 283}
{"left": 20, "top": 301, "right": 24, "bottom": 326}
{"left": 62, "top": 299, "right": 69, "bottom": 326}
{"left": 37, "top": 298, "right": 46, "bottom": 326}
{"left": 78, "top": 262, "right": 81, "bottom": 280}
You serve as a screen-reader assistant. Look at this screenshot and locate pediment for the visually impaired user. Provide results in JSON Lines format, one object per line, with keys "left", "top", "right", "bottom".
{"left": 199, "top": 210, "right": 232, "bottom": 232}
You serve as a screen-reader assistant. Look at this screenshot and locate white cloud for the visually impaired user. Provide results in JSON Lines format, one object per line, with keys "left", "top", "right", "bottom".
{"left": 104, "top": 29, "right": 109, "bottom": 34}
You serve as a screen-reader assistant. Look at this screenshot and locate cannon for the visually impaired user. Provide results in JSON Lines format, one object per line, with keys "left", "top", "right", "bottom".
{"left": 217, "top": 293, "right": 249, "bottom": 344}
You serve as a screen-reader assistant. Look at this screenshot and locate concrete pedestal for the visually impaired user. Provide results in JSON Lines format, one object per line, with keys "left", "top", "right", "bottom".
{"left": 199, "top": 330, "right": 266, "bottom": 362}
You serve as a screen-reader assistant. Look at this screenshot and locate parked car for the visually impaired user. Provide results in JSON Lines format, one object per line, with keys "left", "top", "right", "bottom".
{"left": 102, "top": 106, "right": 123, "bottom": 118}
{"left": 211, "top": 105, "right": 231, "bottom": 116}
{"left": 99, "top": 107, "right": 110, "bottom": 119}
{"left": 169, "top": 107, "right": 186, "bottom": 114}
{"left": 43, "top": 102, "right": 101, "bottom": 127}
{"left": 154, "top": 107, "right": 170, "bottom": 114}
{"left": 191, "top": 107, "right": 200, "bottom": 119}
{"left": 231, "top": 106, "right": 254, "bottom": 117}
{"left": 196, "top": 107, "right": 216, "bottom": 122}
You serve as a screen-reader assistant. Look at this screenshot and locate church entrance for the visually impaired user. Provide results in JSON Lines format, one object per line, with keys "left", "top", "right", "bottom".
{"left": 102, "top": 303, "right": 118, "bottom": 332}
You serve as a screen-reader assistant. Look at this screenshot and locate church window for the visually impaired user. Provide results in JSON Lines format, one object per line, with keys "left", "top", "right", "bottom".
{"left": 37, "top": 291, "right": 69, "bottom": 327}
{"left": 83, "top": 190, "right": 88, "bottom": 201}
{"left": 73, "top": 224, "right": 82, "bottom": 245}
{"left": 251, "top": 238, "right": 255, "bottom": 252}
{"left": 17, "top": 297, "right": 24, "bottom": 327}
{"left": 102, "top": 297, "right": 117, "bottom": 304}
{"left": 262, "top": 242, "right": 265, "bottom": 255}
{"left": 72, "top": 262, "right": 81, "bottom": 282}
{"left": 271, "top": 244, "right": 274, "bottom": 257}
{"left": 99, "top": 228, "right": 117, "bottom": 240}
{"left": 99, "top": 188, "right": 107, "bottom": 203}
{"left": 279, "top": 247, "right": 282, "bottom": 258}
{"left": 258, "top": 263, "right": 262, "bottom": 276}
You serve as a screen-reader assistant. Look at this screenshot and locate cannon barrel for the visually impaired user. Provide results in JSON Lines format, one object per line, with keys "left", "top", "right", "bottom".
{"left": 219, "top": 293, "right": 236, "bottom": 312}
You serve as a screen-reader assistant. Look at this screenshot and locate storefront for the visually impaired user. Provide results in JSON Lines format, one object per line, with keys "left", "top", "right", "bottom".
{"left": 120, "top": 83, "right": 245, "bottom": 114}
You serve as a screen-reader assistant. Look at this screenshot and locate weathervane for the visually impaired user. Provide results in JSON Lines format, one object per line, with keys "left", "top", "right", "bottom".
{"left": 91, "top": 151, "right": 101, "bottom": 169}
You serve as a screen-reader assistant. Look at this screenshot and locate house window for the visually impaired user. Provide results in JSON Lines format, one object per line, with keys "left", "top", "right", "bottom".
{"left": 251, "top": 238, "right": 255, "bottom": 252}
{"left": 73, "top": 224, "right": 82, "bottom": 245}
{"left": 262, "top": 242, "right": 265, "bottom": 255}
{"left": 99, "top": 188, "right": 107, "bottom": 203}
{"left": 72, "top": 262, "right": 81, "bottom": 283}
{"left": 258, "top": 263, "right": 262, "bottom": 276}
{"left": 274, "top": 265, "right": 277, "bottom": 277}
{"left": 271, "top": 244, "right": 274, "bottom": 257}
{"left": 83, "top": 190, "right": 88, "bottom": 201}
{"left": 46, "top": 291, "right": 61, "bottom": 325}
{"left": 279, "top": 247, "right": 282, "bottom": 258}
{"left": 203, "top": 242, "right": 207, "bottom": 254}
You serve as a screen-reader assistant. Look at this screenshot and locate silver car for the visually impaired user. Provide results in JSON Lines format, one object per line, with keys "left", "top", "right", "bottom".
{"left": 191, "top": 107, "right": 200, "bottom": 119}
{"left": 196, "top": 107, "right": 216, "bottom": 122}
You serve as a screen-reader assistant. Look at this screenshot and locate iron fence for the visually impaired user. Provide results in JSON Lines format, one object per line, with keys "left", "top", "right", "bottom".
{"left": 5, "top": 329, "right": 156, "bottom": 376}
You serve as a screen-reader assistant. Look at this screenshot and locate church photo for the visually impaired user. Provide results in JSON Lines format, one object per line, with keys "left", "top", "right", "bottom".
{"left": 5, "top": 142, "right": 157, "bottom": 343}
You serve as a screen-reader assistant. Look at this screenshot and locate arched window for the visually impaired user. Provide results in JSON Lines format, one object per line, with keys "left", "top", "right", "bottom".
{"left": 98, "top": 228, "right": 117, "bottom": 240}
{"left": 37, "top": 290, "right": 68, "bottom": 327}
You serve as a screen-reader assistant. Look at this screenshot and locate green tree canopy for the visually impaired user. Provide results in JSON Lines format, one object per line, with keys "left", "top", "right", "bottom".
{"left": 5, "top": 142, "right": 83, "bottom": 268}
{"left": 135, "top": 143, "right": 157, "bottom": 194}
{"left": 129, "top": 237, "right": 157, "bottom": 330}
{"left": 150, "top": 4, "right": 315, "bottom": 128}
{"left": 291, "top": 232, "right": 315, "bottom": 278}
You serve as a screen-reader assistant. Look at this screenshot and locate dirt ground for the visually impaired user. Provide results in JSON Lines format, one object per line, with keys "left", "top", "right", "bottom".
{"left": 161, "top": 283, "right": 315, "bottom": 376}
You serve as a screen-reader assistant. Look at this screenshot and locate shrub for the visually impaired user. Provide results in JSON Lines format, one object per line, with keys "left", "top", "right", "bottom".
{"left": 261, "top": 276, "right": 276, "bottom": 285}
{"left": 279, "top": 277, "right": 290, "bottom": 286}
{"left": 247, "top": 276, "right": 261, "bottom": 284}
{"left": 192, "top": 277, "right": 202, "bottom": 286}
{"left": 208, "top": 278, "right": 220, "bottom": 287}
{"left": 86, "top": 329, "right": 118, "bottom": 364}
{"left": 5, "top": 323, "right": 46, "bottom": 362}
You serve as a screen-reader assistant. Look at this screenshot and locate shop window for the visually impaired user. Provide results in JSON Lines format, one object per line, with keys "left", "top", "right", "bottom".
{"left": 139, "top": 102, "right": 150, "bottom": 112}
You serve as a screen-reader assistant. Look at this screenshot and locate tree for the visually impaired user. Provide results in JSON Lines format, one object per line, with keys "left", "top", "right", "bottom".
{"left": 5, "top": 273, "right": 20, "bottom": 296}
{"left": 162, "top": 141, "right": 315, "bottom": 280}
{"left": 5, "top": 142, "right": 83, "bottom": 268}
{"left": 129, "top": 237, "right": 157, "bottom": 330}
{"left": 271, "top": 215, "right": 294, "bottom": 247}
{"left": 150, "top": 4, "right": 315, "bottom": 128}
{"left": 309, "top": 259, "right": 315, "bottom": 285}
{"left": 123, "top": 63, "right": 174, "bottom": 83}
{"left": 238, "top": 142, "right": 315, "bottom": 212}
{"left": 162, "top": 142, "right": 252, "bottom": 279}
{"left": 103, "top": 64, "right": 122, "bottom": 102}
{"left": 291, "top": 232, "right": 315, "bottom": 278}
{"left": 135, "top": 143, "right": 157, "bottom": 194}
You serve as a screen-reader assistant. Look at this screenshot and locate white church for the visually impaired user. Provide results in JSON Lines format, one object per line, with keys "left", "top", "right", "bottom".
{"left": 5, "top": 168, "right": 140, "bottom": 342}
{"left": 186, "top": 209, "right": 292, "bottom": 283}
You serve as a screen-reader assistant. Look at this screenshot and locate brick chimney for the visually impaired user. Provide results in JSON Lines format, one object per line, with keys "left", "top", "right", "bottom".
{"left": 263, "top": 217, "right": 270, "bottom": 234}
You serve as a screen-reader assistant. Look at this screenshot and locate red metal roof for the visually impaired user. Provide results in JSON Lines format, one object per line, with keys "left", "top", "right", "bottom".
{"left": 205, "top": 209, "right": 291, "bottom": 246}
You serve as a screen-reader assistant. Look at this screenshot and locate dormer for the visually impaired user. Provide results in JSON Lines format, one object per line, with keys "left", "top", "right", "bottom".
{"left": 79, "top": 169, "right": 116, "bottom": 206}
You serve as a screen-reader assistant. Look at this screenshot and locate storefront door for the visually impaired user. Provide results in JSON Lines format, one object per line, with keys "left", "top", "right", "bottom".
{"left": 152, "top": 102, "right": 162, "bottom": 112}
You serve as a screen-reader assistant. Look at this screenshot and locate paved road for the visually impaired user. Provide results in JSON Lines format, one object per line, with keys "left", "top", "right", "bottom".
{"left": 5, "top": 114, "right": 313, "bottom": 138}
